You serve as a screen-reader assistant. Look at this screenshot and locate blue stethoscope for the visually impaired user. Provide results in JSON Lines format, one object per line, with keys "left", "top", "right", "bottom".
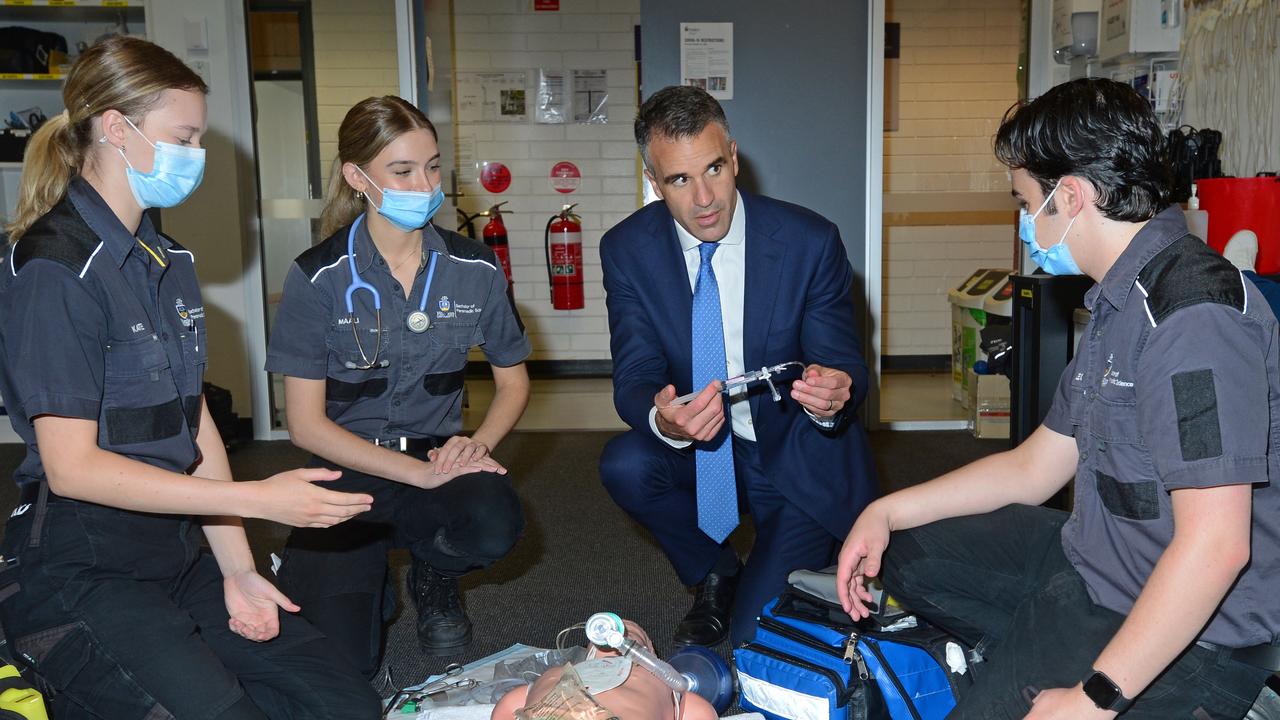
{"left": 344, "top": 213, "right": 441, "bottom": 370}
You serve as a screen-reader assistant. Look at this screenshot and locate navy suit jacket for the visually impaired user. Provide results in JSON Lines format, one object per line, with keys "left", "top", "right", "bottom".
{"left": 600, "top": 190, "right": 879, "bottom": 538}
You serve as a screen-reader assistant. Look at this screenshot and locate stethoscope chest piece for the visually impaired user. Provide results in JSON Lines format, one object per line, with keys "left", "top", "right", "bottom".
{"left": 343, "top": 213, "right": 444, "bottom": 361}
{"left": 407, "top": 311, "right": 431, "bottom": 333}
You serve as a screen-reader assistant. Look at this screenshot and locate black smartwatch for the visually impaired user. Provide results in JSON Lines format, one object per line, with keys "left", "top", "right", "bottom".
{"left": 1082, "top": 670, "right": 1133, "bottom": 712}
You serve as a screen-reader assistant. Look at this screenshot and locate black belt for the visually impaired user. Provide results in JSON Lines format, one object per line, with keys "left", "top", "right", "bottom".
{"left": 370, "top": 436, "right": 441, "bottom": 453}
{"left": 1196, "top": 640, "right": 1280, "bottom": 672}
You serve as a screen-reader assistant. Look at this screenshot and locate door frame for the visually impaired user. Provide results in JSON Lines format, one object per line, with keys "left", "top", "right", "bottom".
{"left": 865, "top": 0, "right": 885, "bottom": 430}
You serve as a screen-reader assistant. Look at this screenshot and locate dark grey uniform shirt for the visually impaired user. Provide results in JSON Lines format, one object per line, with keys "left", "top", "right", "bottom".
{"left": 265, "top": 216, "right": 529, "bottom": 440}
{"left": 1044, "top": 206, "right": 1280, "bottom": 648}
{"left": 0, "top": 177, "right": 207, "bottom": 486}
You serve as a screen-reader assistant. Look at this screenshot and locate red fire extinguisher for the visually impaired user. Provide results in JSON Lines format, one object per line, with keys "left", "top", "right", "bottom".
{"left": 545, "top": 203, "right": 584, "bottom": 310}
{"left": 482, "top": 202, "right": 513, "bottom": 286}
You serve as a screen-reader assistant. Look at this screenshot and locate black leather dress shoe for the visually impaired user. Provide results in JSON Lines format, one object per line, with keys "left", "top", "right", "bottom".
{"left": 672, "top": 570, "right": 739, "bottom": 648}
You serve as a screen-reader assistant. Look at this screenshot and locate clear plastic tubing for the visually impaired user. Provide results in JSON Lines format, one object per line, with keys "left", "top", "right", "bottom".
{"left": 585, "top": 612, "right": 690, "bottom": 693}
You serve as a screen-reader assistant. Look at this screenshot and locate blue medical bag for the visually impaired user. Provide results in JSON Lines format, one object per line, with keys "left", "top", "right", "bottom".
{"left": 734, "top": 582, "right": 974, "bottom": 720}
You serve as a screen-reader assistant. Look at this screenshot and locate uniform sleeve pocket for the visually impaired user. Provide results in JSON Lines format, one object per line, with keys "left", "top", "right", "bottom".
{"left": 1096, "top": 470, "right": 1160, "bottom": 521}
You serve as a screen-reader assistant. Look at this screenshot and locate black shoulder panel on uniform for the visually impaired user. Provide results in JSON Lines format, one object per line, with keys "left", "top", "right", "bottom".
{"left": 1137, "top": 235, "right": 1244, "bottom": 325}
{"left": 160, "top": 233, "right": 187, "bottom": 254}
{"left": 294, "top": 229, "right": 350, "bottom": 279}
{"left": 12, "top": 198, "right": 99, "bottom": 274}
{"left": 439, "top": 228, "right": 497, "bottom": 267}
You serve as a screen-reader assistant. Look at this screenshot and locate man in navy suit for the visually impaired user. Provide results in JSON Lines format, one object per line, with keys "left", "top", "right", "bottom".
{"left": 599, "top": 86, "right": 878, "bottom": 647}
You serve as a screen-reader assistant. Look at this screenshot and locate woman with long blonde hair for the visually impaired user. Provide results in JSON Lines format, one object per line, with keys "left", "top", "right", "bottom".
{"left": 0, "top": 36, "right": 379, "bottom": 718}
{"left": 266, "top": 95, "right": 530, "bottom": 674}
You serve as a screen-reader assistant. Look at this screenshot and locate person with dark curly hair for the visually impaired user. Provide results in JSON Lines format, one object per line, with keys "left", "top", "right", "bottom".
{"left": 838, "top": 78, "right": 1280, "bottom": 719}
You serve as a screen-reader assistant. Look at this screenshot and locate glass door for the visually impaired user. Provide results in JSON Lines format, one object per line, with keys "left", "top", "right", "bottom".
{"left": 247, "top": 0, "right": 409, "bottom": 434}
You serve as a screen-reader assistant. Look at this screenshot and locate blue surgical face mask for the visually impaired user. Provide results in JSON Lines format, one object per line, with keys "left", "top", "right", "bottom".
{"left": 117, "top": 116, "right": 206, "bottom": 209}
{"left": 1019, "top": 179, "right": 1082, "bottom": 275}
{"left": 357, "top": 166, "right": 444, "bottom": 232}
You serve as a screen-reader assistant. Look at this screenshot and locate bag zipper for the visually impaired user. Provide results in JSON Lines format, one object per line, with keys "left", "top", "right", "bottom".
{"left": 861, "top": 637, "right": 924, "bottom": 720}
{"left": 860, "top": 629, "right": 971, "bottom": 696}
{"left": 761, "top": 616, "right": 927, "bottom": 720}
{"left": 739, "top": 642, "right": 854, "bottom": 707}
{"left": 758, "top": 616, "right": 870, "bottom": 680}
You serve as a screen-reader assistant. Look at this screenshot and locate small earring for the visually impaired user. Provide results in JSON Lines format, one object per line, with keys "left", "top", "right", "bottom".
{"left": 98, "top": 136, "right": 107, "bottom": 144}
{"left": 356, "top": 191, "right": 365, "bottom": 200}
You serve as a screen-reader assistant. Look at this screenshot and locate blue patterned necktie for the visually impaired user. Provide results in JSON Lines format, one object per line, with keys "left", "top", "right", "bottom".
{"left": 691, "top": 242, "right": 738, "bottom": 543}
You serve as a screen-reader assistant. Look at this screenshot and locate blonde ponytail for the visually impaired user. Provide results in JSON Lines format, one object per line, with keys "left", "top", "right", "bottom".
{"left": 5, "top": 112, "right": 80, "bottom": 240}
{"left": 4, "top": 36, "right": 206, "bottom": 242}
{"left": 318, "top": 96, "right": 437, "bottom": 240}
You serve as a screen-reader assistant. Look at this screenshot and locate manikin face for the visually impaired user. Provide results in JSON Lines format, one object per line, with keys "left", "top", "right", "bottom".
{"left": 644, "top": 123, "right": 740, "bottom": 243}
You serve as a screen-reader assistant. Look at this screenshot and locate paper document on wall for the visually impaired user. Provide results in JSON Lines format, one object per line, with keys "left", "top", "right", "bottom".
{"left": 456, "top": 72, "right": 528, "bottom": 123}
{"left": 572, "top": 69, "right": 608, "bottom": 123}
{"left": 680, "top": 22, "right": 733, "bottom": 100}
{"left": 536, "top": 68, "right": 567, "bottom": 124}
{"left": 455, "top": 130, "right": 479, "bottom": 190}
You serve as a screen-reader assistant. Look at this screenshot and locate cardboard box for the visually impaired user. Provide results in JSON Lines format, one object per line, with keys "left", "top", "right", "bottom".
{"left": 967, "top": 369, "right": 1010, "bottom": 440}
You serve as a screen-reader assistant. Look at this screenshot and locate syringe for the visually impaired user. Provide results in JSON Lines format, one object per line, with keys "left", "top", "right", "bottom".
{"left": 670, "top": 360, "right": 804, "bottom": 406}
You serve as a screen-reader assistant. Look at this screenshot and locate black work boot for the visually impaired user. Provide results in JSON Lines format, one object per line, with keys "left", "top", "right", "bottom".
{"left": 407, "top": 559, "right": 472, "bottom": 655}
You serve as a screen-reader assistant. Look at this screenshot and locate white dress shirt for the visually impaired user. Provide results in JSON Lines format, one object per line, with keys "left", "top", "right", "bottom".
{"left": 647, "top": 192, "right": 838, "bottom": 448}
{"left": 649, "top": 193, "right": 754, "bottom": 446}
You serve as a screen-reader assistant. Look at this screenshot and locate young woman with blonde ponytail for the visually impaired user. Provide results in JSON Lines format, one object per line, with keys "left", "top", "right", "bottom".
{"left": 266, "top": 96, "right": 530, "bottom": 672}
{"left": 0, "top": 36, "right": 380, "bottom": 718}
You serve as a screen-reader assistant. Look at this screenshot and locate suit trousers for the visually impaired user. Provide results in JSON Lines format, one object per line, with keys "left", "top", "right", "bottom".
{"left": 600, "top": 428, "right": 836, "bottom": 646}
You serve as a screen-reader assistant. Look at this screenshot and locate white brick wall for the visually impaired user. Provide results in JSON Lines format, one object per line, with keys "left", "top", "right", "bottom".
{"left": 452, "top": 0, "right": 642, "bottom": 362}
{"left": 311, "top": 0, "right": 401, "bottom": 189}
{"left": 882, "top": 0, "right": 1021, "bottom": 357}
{"left": 882, "top": 224, "right": 1016, "bottom": 355}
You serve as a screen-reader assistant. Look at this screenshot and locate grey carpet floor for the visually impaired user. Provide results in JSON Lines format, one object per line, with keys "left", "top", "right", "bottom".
{"left": 0, "top": 429, "right": 1005, "bottom": 699}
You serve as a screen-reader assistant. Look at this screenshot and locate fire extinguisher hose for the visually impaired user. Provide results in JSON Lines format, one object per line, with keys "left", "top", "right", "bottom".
{"left": 544, "top": 214, "right": 556, "bottom": 302}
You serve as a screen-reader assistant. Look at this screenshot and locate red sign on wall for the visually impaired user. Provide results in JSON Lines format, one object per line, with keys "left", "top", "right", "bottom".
{"left": 480, "top": 162, "right": 512, "bottom": 194}
{"left": 534, "top": 0, "right": 559, "bottom": 10}
{"left": 549, "top": 161, "right": 581, "bottom": 194}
